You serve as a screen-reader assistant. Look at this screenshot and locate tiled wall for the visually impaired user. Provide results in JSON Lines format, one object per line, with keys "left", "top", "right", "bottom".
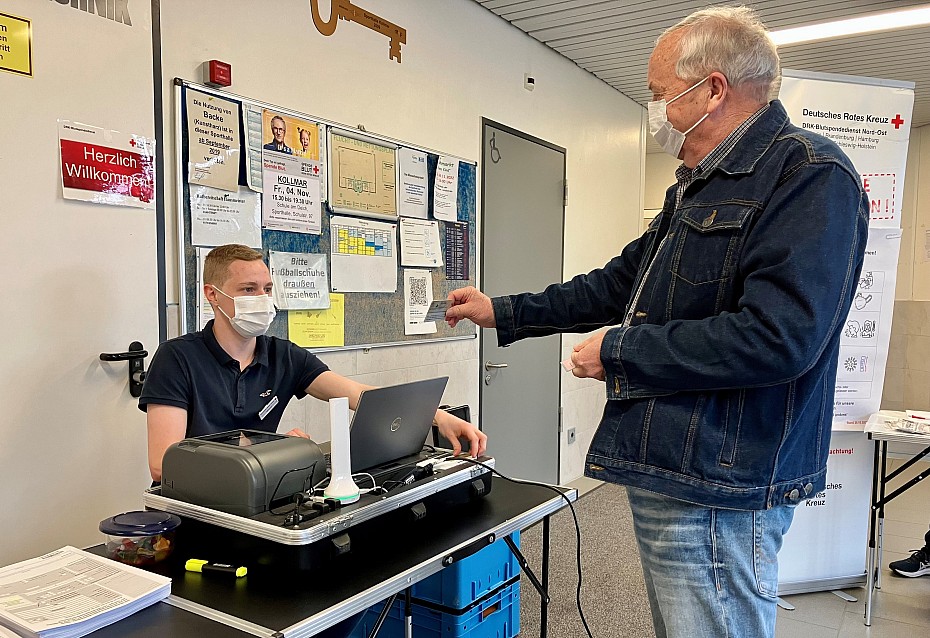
{"left": 882, "top": 300, "right": 930, "bottom": 412}
{"left": 277, "top": 339, "right": 479, "bottom": 444}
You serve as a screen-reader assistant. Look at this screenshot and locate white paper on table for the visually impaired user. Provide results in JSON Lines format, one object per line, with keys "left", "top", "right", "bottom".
{"left": 330, "top": 215, "right": 398, "bottom": 293}
{"left": 404, "top": 268, "right": 437, "bottom": 335}
{"left": 398, "top": 147, "right": 429, "bottom": 219}
{"left": 433, "top": 156, "right": 459, "bottom": 222}
{"left": 190, "top": 185, "right": 262, "bottom": 248}
{"left": 0, "top": 546, "right": 170, "bottom": 637}
{"left": 197, "top": 247, "right": 215, "bottom": 329}
{"left": 400, "top": 218, "right": 443, "bottom": 268}
{"left": 269, "top": 250, "right": 330, "bottom": 310}
{"left": 262, "top": 153, "right": 322, "bottom": 234}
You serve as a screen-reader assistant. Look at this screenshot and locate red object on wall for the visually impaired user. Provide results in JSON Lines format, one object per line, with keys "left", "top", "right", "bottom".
{"left": 204, "top": 60, "right": 232, "bottom": 88}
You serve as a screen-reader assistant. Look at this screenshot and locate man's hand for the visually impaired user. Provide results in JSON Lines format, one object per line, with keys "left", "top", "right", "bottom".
{"left": 445, "top": 287, "right": 496, "bottom": 329}
{"left": 284, "top": 428, "right": 311, "bottom": 439}
{"left": 570, "top": 332, "right": 607, "bottom": 381}
{"left": 434, "top": 409, "right": 488, "bottom": 457}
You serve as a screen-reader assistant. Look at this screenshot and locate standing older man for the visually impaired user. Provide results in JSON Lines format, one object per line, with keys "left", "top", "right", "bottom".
{"left": 446, "top": 6, "right": 868, "bottom": 638}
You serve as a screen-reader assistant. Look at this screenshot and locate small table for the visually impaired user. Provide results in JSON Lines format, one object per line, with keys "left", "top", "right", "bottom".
{"left": 88, "top": 479, "right": 576, "bottom": 637}
{"left": 864, "top": 412, "right": 930, "bottom": 626}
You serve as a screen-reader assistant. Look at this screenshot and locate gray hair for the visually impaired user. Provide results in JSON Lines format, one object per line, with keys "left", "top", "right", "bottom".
{"left": 660, "top": 5, "right": 780, "bottom": 103}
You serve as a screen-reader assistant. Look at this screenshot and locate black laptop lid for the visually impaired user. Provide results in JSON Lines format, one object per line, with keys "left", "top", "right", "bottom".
{"left": 349, "top": 377, "right": 448, "bottom": 472}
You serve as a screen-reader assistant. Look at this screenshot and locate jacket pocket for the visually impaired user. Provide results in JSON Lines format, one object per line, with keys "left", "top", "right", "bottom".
{"left": 671, "top": 203, "right": 754, "bottom": 285}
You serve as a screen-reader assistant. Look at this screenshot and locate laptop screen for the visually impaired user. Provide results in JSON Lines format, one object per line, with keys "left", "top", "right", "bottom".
{"left": 349, "top": 377, "right": 448, "bottom": 472}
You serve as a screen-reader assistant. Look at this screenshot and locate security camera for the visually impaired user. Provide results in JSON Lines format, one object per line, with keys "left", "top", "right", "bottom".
{"left": 524, "top": 73, "right": 536, "bottom": 92}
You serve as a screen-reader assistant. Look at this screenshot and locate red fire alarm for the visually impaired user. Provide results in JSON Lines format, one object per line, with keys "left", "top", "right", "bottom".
{"left": 202, "top": 60, "right": 232, "bottom": 88}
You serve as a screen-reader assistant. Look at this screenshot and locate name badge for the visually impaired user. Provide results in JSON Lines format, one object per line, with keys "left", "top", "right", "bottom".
{"left": 258, "top": 395, "right": 279, "bottom": 420}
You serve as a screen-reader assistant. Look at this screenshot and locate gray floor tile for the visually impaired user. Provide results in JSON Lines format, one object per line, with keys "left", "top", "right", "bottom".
{"left": 776, "top": 614, "right": 838, "bottom": 638}
{"left": 838, "top": 610, "right": 930, "bottom": 637}
{"left": 777, "top": 591, "right": 849, "bottom": 629}
{"left": 846, "top": 589, "right": 930, "bottom": 627}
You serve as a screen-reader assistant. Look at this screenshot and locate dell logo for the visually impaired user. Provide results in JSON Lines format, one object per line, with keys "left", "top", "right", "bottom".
{"left": 390, "top": 417, "right": 402, "bottom": 432}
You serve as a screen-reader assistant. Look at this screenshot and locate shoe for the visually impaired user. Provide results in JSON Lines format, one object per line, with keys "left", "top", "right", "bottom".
{"left": 889, "top": 545, "right": 930, "bottom": 578}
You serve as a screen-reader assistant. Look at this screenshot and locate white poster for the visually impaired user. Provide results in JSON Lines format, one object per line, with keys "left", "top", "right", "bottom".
{"left": 58, "top": 120, "right": 155, "bottom": 209}
{"left": 261, "top": 153, "right": 322, "bottom": 234}
{"left": 186, "top": 90, "right": 240, "bottom": 192}
{"left": 433, "top": 156, "right": 459, "bottom": 222}
{"left": 780, "top": 70, "right": 913, "bottom": 428}
{"left": 777, "top": 70, "right": 914, "bottom": 594}
{"left": 404, "top": 269, "right": 436, "bottom": 335}
{"left": 330, "top": 215, "right": 397, "bottom": 293}
{"left": 269, "top": 251, "right": 330, "bottom": 310}
{"left": 400, "top": 218, "right": 443, "bottom": 268}
{"left": 398, "top": 147, "right": 429, "bottom": 218}
{"left": 779, "top": 431, "right": 873, "bottom": 588}
{"left": 780, "top": 71, "right": 914, "bottom": 230}
{"left": 190, "top": 185, "right": 261, "bottom": 248}
{"left": 833, "top": 229, "right": 901, "bottom": 429}
{"left": 244, "top": 104, "right": 264, "bottom": 192}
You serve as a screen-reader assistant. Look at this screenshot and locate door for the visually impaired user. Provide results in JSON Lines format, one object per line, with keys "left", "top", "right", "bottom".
{"left": 0, "top": 1, "right": 160, "bottom": 563}
{"left": 480, "top": 120, "right": 565, "bottom": 484}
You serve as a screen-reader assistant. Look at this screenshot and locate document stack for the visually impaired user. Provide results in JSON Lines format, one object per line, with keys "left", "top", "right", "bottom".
{"left": 0, "top": 546, "right": 171, "bottom": 638}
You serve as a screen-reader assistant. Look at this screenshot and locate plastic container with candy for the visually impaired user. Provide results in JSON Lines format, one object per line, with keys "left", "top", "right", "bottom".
{"left": 99, "top": 511, "right": 181, "bottom": 566}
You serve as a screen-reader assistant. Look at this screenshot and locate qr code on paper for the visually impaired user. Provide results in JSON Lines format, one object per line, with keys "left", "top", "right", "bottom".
{"left": 410, "top": 278, "right": 429, "bottom": 305}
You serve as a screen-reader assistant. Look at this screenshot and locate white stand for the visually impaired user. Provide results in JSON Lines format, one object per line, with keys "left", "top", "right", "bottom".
{"left": 323, "top": 397, "right": 360, "bottom": 504}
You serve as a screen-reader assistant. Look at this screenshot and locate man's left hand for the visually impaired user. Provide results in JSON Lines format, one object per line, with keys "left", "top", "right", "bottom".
{"left": 284, "top": 428, "right": 311, "bottom": 439}
{"left": 434, "top": 410, "right": 488, "bottom": 458}
{"left": 571, "top": 332, "right": 607, "bottom": 381}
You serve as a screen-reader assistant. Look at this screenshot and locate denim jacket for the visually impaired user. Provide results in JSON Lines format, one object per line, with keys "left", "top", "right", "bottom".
{"left": 491, "top": 101, "right": 869, "bottom": 510}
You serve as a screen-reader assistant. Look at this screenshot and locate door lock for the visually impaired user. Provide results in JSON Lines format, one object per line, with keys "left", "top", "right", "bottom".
{"left": 100, "top": 341, "right": 148, "bottom": 398}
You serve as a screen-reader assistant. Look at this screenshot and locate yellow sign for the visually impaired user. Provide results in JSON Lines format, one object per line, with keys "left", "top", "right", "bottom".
{"left": 288, "top": 294, "right": 345, "bottom": 348}
{"left": 0, "top": 12, "right": 32, "bottom": 78}
{"left": 331, "top": 132, "right": 397, "bottom": 218}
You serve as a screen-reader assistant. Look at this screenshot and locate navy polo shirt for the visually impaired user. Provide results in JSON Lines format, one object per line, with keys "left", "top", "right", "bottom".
{"left": 138, "top": 320, "right": 329, "bottom": 437}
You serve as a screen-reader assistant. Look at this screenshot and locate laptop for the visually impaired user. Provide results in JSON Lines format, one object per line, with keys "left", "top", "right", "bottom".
{"left": 320, "top": 377, "right": 449, "bottom": 479}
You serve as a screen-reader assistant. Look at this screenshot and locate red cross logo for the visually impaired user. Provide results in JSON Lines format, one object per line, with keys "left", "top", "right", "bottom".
{"left": 892, "top": 114, "right": 905, "bottom": 129}
{"left": 129, "top": 138, "right": 137, "bottom": 147}
{"left": 313, "top": 165, "right": 319, "bottom": 175}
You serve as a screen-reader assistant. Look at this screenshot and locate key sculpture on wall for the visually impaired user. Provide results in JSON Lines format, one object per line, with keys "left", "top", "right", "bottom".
{"left": 311, "top": 0, "right": 407, "bottom": 63}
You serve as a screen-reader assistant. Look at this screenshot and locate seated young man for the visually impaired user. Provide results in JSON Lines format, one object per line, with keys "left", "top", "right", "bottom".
{"left": 140, "top": 243, "right": 486, "bottom": 483}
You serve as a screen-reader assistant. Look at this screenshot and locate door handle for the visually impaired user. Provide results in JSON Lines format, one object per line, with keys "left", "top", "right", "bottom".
{"left": 485, "top": 361, "right": 508, "bottom": 370}
{"left": 100, "top": 341, "right": 148, "bottom": 398}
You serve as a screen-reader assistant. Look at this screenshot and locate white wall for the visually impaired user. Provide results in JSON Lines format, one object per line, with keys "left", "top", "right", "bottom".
{"left": 0, "top": 0, "right": 159, "bottom": 563}
{"left": 159, "top": 0, "right": 645, "bottom": 482}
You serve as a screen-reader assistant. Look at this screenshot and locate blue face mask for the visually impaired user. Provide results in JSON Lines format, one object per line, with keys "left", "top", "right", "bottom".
{"left": 647, "top": 76, "right": 710, "bottom": 157}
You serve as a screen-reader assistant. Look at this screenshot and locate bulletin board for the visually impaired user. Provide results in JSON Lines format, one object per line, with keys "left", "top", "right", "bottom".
{"left": 174, "top": 79, "right": 477, "bottom": 350}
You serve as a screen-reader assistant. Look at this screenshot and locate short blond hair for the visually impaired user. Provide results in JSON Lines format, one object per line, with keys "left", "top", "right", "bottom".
{"left": 203, "top": 244, "right": 263, "bottom": 288}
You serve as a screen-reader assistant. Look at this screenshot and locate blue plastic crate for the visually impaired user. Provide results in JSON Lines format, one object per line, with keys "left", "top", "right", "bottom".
{"left": 352, "top": 580, "right": 520, "bottom": 638}
{"left": 412, "top": 531, "right": 520, "bottom": 609}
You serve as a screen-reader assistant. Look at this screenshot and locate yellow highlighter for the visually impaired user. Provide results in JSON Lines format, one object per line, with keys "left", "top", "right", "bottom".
{"left": 185, "top": 559, "right": 247, "bottom": 578}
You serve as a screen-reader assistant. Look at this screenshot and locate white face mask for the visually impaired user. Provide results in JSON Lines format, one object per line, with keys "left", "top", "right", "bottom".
{"left": 212, "top": 286, "right": 276, "bottom": 338}
{"left": 647, "top": 76, "right": 710, "bottom": 158}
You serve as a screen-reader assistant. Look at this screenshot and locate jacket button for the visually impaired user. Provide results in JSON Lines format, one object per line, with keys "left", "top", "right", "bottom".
{"left": 787, "top": 489, "right": 800, "bottom": 501}
{"left": 804, "top": 483, "right": 813, "bottom": 495}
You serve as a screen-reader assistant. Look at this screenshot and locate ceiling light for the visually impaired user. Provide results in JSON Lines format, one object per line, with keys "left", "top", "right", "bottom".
{"left": 769, "top": 5, "right": 930, "bottom": 46}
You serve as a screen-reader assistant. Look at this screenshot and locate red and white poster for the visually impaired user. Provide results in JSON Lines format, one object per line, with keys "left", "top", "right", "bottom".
{"left": 58, "top": 120, "right": 155, "bottom": 209}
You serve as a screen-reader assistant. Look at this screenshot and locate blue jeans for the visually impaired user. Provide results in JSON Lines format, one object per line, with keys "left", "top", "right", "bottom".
{"left": 626, "top": 487, "right": 795, "bottom": 638}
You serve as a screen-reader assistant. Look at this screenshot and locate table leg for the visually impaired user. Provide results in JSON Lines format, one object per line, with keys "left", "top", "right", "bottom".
{"left": 877, "top": 441, "right": 889, "bottom": 591}
{"left": 540, "top": 515, "right": 550, "bottom": 638}
{"left": 404, "top": 588, "right": 412, "bottom": 638}
{"left": 865, "top": 438, "right": 879, "bottom": 626}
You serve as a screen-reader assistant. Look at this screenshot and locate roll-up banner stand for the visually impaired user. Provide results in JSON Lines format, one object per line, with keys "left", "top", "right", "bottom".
{"left": 777, "top": 70, "right": 913, "bottom": 595}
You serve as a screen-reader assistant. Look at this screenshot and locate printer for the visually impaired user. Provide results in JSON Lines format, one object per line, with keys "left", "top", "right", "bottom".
{"left": 160, "top": 429, "right": 326, "bottom": 517}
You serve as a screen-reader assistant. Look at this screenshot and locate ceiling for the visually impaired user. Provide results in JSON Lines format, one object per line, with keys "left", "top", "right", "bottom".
{"left": 476, "top": 0, "right": 930, "bottom": 151}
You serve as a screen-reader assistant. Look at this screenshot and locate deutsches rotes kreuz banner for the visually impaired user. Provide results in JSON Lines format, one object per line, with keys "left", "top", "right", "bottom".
{"left": 780, "top": 70, "right": 914, "bottom": 430}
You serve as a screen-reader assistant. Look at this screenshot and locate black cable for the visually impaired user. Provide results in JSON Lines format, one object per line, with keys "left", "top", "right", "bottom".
{"left": 454, "top": 457, "right": 595, "bottom": 638}
{"left": 268, "top": 460, "right": 318, "bottom": 516}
